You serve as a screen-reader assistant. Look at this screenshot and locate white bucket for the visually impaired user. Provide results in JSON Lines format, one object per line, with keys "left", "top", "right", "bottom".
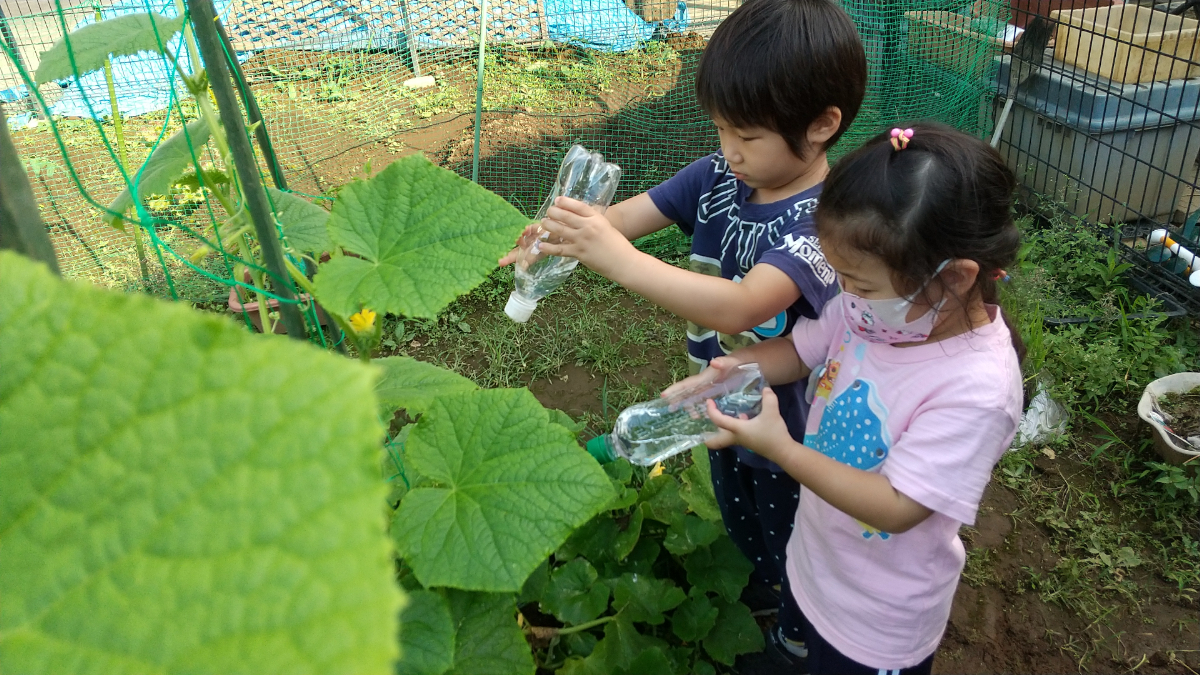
{"left": 1137, "top": 372, "right": 1200, "bottom": 465}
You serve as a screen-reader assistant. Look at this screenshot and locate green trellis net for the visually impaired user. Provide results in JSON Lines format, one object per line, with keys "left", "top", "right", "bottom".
{"left": 0, "top": 0, "right": 1006, "bottom": 309}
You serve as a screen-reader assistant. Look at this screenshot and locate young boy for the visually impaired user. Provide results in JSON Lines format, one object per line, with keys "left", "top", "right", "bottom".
{"left": 501, "top": 0, "right": 865, "bottom": 666}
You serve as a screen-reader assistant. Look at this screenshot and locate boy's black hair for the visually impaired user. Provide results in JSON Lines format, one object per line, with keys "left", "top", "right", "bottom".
{"left": 695, "top": 0, "right": 867, "bottom": 159}
{"left": 816, "top": 122, "right": 1025, "bottom": 362}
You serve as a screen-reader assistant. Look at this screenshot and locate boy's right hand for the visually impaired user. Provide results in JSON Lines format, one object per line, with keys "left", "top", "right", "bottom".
{"left": 660, "top": 356, "right": 744, "bottom": 399}
{"left": 497, "top": 223, "right": 540, "bottom": 267}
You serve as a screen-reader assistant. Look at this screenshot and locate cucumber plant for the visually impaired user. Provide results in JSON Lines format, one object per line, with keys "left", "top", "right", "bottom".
{"left": 4, "top": 6, "right": 766, "bottom": 673}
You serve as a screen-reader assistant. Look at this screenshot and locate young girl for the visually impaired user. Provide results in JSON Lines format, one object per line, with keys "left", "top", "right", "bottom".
{"left": 667, "top": 123, "right": 1024, "bottom": 674}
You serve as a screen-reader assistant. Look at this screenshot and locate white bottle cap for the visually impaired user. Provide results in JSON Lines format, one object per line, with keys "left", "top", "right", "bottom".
{"left": 505, "top": 291, "right": 538, "bottom": 323}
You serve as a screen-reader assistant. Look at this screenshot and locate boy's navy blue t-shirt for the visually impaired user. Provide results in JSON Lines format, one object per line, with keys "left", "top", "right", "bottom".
{"left": 648, "top": 150, "right": 839, "bottom": 470}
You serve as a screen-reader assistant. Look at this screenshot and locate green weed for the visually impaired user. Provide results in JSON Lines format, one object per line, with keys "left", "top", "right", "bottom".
{"left": 991, "top": 205, "right": 1200, "bottom": 667}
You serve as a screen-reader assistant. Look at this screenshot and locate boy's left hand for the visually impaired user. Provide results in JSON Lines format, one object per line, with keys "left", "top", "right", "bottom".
{"left": 705, "top": 387, "right": 790, "bottom": 461}
{"left": 538, "top": 197, "right": 639, "bottom": 278}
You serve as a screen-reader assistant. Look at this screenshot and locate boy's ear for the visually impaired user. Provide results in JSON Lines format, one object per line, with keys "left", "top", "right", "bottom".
{"left": 807, "top": 106, "right": 843, "bottom": 146}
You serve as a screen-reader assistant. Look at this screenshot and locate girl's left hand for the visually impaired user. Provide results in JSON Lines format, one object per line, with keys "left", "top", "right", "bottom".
{"left": 705, "top": 387, "right": 790, "bottom": 460}
{"left": 538, "top": 197, "right": 637, "bottom": 277}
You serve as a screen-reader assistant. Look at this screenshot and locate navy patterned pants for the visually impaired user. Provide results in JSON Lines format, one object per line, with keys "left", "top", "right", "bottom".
{"left": 708, "top": 448, "right": 804, "bottom": 640}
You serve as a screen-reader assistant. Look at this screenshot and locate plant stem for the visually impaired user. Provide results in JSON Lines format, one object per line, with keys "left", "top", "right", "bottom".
{"left": 284, "top": 257, "right": 316, "bottom": 296}
{"left": 214, "top": 18, "right": 287, "bottom": 191}
{"left": 470, "top": 0, "right": 487, "bottom": 184}
{"left": 554, "top": 616, "right": 614, "bottom": 636}
{"left": 236, "top": 232, "right": 272, "bottom": 333}
{"left": 187, "top": 0, "right": 306, "bottom": 340}
{"left": 97, "top": 4, "right": 148, "bottom": 285}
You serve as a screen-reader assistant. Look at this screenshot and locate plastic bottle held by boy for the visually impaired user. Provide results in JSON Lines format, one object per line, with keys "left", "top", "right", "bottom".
{"left": 504, "top": 145, "right": 622, "bottom": 323}
{"left": 587, "top": 364, "right": 766, "bottom": 465}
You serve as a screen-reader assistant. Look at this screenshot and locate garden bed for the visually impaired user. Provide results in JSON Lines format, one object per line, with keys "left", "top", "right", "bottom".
{"left": 369, "top": 257, "right": 1200, "bottom": 674}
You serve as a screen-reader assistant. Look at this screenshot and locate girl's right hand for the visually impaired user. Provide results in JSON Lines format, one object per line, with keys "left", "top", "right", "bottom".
{"left": 660, "top": 356, "right": 743, "bottom": 399}
{"left": 497, "top": 223, "right": 540, "bottom": 267}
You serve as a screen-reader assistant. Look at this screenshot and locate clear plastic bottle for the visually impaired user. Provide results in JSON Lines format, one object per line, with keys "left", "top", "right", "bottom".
{"left": 505, "top": 145, "right": 622, "bottom": 323}
{"left": 586, "top": 364, "right": 765, "bottom": 466}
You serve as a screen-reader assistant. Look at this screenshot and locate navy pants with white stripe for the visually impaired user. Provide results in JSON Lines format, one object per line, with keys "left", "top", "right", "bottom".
{"left": 708, "top": 449, "right": 805, "bottom": 641}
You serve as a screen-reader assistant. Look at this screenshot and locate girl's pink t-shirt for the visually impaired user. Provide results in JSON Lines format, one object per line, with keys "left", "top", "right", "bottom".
{"left": 787, "top": 302, "right": 1022, "bottom": 669}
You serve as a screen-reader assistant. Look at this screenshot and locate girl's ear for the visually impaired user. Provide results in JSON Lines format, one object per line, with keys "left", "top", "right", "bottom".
{"left": 940, "top": 259, "right": 981, "bottom": 302}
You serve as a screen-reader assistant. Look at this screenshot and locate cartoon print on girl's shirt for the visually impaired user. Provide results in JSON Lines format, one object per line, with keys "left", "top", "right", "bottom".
{"left": 804, "top": 331, "right": 894, "bottom": 539}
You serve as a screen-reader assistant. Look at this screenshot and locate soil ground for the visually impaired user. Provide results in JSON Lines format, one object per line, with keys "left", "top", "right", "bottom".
{"left": 1158, "top": 392, "right": 1200, "bottom": 442}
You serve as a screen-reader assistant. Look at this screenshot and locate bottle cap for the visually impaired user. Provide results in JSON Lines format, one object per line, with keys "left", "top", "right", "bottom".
{"left": 504, "top": 291, "right": 538, "bottom": 323}
{"left": 585, "top": 435, "right": 617, "bottom": 463}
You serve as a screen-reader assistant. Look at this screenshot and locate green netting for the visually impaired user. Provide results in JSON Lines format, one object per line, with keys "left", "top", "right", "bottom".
{"left": 0, "top": 0, "right": 1006, "bottom": 310}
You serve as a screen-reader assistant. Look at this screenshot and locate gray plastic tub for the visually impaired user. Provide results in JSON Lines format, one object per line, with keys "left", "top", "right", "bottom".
{"left": 992, "top": 56, "right": 1200, "bottom": 223}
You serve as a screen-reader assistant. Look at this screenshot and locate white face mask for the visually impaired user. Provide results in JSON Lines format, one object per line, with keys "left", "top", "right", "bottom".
{"left": 839, "top": 260, "right": 950, "bottom": 345}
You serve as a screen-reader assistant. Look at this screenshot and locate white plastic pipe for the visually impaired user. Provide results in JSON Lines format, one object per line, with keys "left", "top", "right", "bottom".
{"left": 1149, "top": 229, "right": 1200, "bottom": 286}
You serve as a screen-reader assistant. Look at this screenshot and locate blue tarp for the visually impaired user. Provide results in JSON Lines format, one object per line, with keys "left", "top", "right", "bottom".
{"left": 3, "top": 0, "right": 687, "bottom": 128}
{"left": 544, "top": 0, "right": 686, "bottom": 52}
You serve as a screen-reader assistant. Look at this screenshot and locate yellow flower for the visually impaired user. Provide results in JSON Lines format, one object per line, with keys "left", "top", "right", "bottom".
{"left": 349, "top": 308, "right": 377, "bottom": 333}
{"left": 648, "top": 462, "right": 664, "bottom": 479}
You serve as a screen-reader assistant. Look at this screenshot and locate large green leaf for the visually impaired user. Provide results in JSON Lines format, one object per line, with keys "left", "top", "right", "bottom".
{"left": 541, "top": 559, "right": 610, "bottom": 625}
{"left": 587, "top": 613, "right": 669, "bottom": 672}
{"left": 375, "top": 356, "right": 478, "bottom": 415}
{"left": 395, "top": 590, "right": 532, "bottom": 675}
{"left": 597, "top": 538, "right": 661, "bottom": 580}
{"left": 680, "top": 447, "right": 722, "bottom": 522}
{"left": 557, "top": 505, "right": 643, "bottom": 566}
{"left": 638, "top": 474, "right": 687, "bottom": 524}
{"left": 663, "top": 514, "right": 722, "bottom": 556}
{"left": 392, "top": 388, "right": 614, "bottom": 591}
{"left": 611, "top": 647, "right": 674, "bottom": 675}
{"left": 701, "top": 599, "right": 763, "bottom": 665}
{"left": 563, "top": 632, "right": 598, "bottom": 658}
{"left": 670, "top": 591, "right": 718, "bottom": 643}
{"left": 547, "top": 408, "right": 586, "bottom": 438}
{"left": 35, "top": 12, "right": 184, "bottom": 84}
{"left": 313, "top": 154, "right": 529, "bottom": 318}
{"left": 558, "top": 613, "right": 669, "bottom": 675}
{"left": 269, "top": 188, "right": 333, "bottom": 255}
{"left": 397, "top": 591, "right": 455, "bottom": 675}
{"left": 517, "top": 558, "right": 550, "bottom": 606}
{"left": 612, "top": 502, "right": 645, "bottom": 560}
{"left": 0, "top": 252, "right": 400, "bottom": 674}
{"left": 684, "top": 536, "right": 754, "bottom": 603}
{"left": 104, "top": 118, "right": 211, "bottom": 228}
{"left": 444, "top": 591, "right": 534, "bottom": 675}
{"left": 610, "top": 573, "right": 684, "bottom": 625}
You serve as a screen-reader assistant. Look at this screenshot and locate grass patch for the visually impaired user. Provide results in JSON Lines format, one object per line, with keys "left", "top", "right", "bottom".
{"left": 976, "top": 204, "right": 1200, "bottom": 668}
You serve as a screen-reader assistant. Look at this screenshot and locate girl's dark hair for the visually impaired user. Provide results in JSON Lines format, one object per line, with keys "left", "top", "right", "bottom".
{"left": 695, "top": 0, "right": 866, "bottom": 159}
{"left": 816, "top": 122, "right": 1025, "bottom": 362}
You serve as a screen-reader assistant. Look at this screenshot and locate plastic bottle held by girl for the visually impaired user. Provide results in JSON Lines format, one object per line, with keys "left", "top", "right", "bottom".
{"left": 504, "top": 145, "right": 622, "bottom": 322}
{"left": 586, "top": 364, "right": 766, "bottom": 465}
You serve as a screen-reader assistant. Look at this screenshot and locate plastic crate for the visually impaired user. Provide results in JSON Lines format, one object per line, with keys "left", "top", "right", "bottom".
{"left": 1120, "top": 222, "right": 1200, "bottom": 312}
{"left": 1051, "top": 5, "right": 1200, "bottom": 84}
{"left": 905, "top": 11, "right": 1015, "bottom": 79}
{"left": 992, "top": 56, "right": 1200, "bottom": 223}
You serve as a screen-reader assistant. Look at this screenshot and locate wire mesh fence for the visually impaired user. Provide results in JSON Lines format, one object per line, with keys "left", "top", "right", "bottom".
{"left": 992, "top": 0, "right": 1200, "bottom": 314}
{"left": 1, "top": 0, "right": 1005, "bottom": 315}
